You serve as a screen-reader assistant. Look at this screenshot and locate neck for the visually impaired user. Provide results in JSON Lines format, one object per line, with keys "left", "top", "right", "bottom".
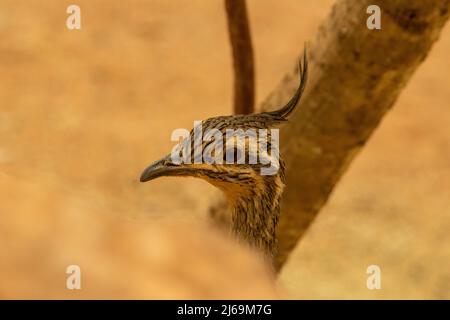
{"left": 227, "top": 174, "right": 285, "bottom": 257}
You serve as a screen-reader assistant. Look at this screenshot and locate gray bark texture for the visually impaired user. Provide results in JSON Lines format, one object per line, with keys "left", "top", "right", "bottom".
{"left": 259, "top": 0, "right": 450, "bottom": 270}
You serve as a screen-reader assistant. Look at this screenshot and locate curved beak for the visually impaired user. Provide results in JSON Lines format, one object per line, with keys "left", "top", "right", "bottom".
{"left": 140, "top": 155, "right": 187, "bottom": 182}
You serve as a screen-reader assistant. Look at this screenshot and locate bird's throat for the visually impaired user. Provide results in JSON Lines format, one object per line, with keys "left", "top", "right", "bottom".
{"left": 226, "top": 177, "right": 284, "bottom": 259}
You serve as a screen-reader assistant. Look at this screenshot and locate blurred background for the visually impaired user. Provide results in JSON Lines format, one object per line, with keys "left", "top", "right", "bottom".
{"left": 0, "top": 0, "right": 449, "bottom": 299}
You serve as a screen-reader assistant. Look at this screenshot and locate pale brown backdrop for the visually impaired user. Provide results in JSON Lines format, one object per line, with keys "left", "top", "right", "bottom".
{"left": 0, "top": 0, "right": 449, "bottom": 299}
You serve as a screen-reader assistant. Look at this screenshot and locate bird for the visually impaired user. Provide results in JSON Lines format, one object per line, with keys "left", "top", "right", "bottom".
{"left": 140, "top": 50, "right": 308, "bottom": 261}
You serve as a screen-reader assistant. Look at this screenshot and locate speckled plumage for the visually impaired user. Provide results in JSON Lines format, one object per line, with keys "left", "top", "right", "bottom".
{"left": 141, "top": 51, "right": 308, "bottom": 259}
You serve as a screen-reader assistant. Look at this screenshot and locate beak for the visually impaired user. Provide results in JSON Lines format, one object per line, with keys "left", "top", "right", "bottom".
{"left": 140, "top": 155, "right": 186, "bottom": 182}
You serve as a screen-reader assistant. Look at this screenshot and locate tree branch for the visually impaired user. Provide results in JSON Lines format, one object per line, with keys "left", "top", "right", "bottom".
{"left": 225, "top": 0, "right": 255, "bottom": 114}
{"left": 258, "top": 0, "right": 450, "bottom": 270}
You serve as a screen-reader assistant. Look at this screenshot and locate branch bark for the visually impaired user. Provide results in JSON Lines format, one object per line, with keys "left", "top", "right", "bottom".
{"left": 258, "top": 0, "right": 450, "bottom": 270}
{"left": 225, "top": 0, "right": 255, "bottom": 114}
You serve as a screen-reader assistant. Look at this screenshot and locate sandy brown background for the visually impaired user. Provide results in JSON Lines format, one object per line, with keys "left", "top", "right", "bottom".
{"left": 0, "top": 0, "right": 449, "bottom": 299}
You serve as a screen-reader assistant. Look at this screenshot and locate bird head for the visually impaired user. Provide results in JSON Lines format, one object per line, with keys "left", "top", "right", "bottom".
{"left": 140, "top": 52, "right": 307, "bottom": 202}
{"left": 140, "top": 115, "right": 284, "bottom": 200}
